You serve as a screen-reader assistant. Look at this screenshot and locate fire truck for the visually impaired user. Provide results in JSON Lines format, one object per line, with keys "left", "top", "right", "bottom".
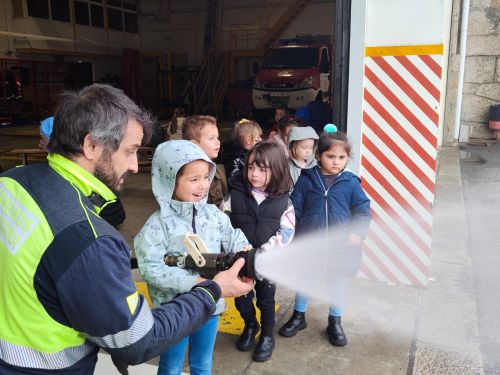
{"left": 252, "top": 35, "right": 332, "bottom": 110}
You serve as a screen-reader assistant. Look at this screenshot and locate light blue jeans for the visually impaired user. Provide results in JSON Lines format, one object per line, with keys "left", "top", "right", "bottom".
{"left": 157, "top": 315, "right": 219, "bottom": 375}
{"left": 294, "top": 278, "right": 346, "bottom": 317}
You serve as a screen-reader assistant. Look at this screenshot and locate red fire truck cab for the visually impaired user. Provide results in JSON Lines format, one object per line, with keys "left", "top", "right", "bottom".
{"left": 252, "top": 35, "right": 332, "bottom": 110}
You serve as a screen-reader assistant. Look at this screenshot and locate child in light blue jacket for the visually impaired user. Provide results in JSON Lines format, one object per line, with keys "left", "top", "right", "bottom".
{"left": 135, "top": 140, "right": 249, "bottom": 375}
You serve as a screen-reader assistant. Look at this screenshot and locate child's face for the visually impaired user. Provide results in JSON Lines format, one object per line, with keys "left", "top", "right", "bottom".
{"left": 252, "top": 131, "right": 262, "bottom": 147}
{"left": 247, "top": 156, "right": 272, "bottom": 191}
{"left": 245, "top": 131, "right": 262, "bottom": 149}
{"left": 173, "top": 160, "right": 211, "bottom": 202}
{"left": 275, "top": 109, "right": 286, "bottom": 122}
{"left": 195, "top": 124, "right": 220, "bottom": 160}
{"left": 294, "top": 139, "right": 315, "bottom": 162}
{"left": 318, "top": 144, "right": 348, "bottom": 175}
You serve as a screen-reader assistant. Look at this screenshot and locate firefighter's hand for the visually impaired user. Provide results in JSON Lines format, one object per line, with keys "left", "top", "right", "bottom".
{"left": 213, "top": 258, "right": 253, "bottom": 298}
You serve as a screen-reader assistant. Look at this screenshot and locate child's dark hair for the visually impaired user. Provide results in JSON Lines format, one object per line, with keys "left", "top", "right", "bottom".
{"left": 231, "top": 119, "right": 262, "bottom": 146}
{"left": 277, "top": 115, "right": 300, "bottom": 137}
{"left": 169, "top": 107, "right": 185, "bottom": 135}
{"left": 182, "top": 115, "right": 217, "bottom": 141}
{"left": 317, "top": 130, "right": 352, "bottom": 157}
{"left": 244, "top": 141, "right": 293, "bottom": 197}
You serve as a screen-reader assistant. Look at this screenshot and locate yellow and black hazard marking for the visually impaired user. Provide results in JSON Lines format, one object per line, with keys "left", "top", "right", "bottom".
{"left": 135, "top": 281, "right": 279, "bottom": 335}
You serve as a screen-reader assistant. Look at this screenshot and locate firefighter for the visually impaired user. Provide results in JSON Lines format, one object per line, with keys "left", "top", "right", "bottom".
{"left": 0, "top": 83, "right": 252, "bottom": 374}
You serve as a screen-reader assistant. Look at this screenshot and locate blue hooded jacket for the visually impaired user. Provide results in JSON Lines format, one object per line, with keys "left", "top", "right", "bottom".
{"left": 291, "top": 165, "right": 371, "bottom": 237}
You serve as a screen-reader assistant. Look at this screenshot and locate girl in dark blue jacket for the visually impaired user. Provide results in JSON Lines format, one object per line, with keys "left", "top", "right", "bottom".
{"left": 279, "top": 127, "right": 371, "bottom": 346}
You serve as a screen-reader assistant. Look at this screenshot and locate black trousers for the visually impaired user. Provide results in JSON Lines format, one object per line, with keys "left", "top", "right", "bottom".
{"left": 235, "top": 278, "right": 276, "bottom": 335}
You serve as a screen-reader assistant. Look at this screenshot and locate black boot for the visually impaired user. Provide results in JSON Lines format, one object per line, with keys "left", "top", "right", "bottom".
{"left": 278, "top": 310, "right": 307, "bottom": 337}
{"left": 253, "top": 334, "right": 275, "bottom": 362}
{"left": 327, "top": 316, "right": 347, "bottom": 346}
{"left": 236, "top": 321, "right": 260, "bottom": 352}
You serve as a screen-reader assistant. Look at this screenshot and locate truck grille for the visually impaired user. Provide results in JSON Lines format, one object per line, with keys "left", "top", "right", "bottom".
{"left": 264, "top": 82, "right": 294, "bottom": 89}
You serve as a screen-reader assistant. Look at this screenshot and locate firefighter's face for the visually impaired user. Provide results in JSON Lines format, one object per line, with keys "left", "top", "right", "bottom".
{"left": 95, "top": 119, "right": 143, "bottom": 194}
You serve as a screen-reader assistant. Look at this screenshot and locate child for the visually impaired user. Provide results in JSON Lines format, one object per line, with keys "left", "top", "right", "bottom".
{"left": 220, "top": 119, "right": 262, "bottom": 179}
{"left": 135, "top": 140, "right": 250, "bottom": 375}
{"left": 279, "top": 127, "right": 371, "bottom": 346}
{"left": 222, "top": 141, "right": 295, "bottom": 362}
{"left": 38, "top": 116, "right": 53, "bottom": 152}
{"left": 287, "top": 126, "right": 319, "bottom": 184}
{"left": 182, "top": 115, "right": 227, "bottom": 206}
{"left": 268, "top": 106, "right": 287, "bottom": 140}
{"left": 164, "top": 107, "right": 186, "bottom": 141}
{"left": 271, "top": 115, "right": 300, "bottom": 158}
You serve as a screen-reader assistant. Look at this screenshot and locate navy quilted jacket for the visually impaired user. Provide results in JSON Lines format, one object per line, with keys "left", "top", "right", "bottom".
{"left": 291, "top": 166, "right": 371, "bottom": 237}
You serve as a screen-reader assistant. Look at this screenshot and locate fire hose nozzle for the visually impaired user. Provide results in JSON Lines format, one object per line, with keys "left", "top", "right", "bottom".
{"left": 164, "top": 248, "right": 258, "bottom": 279}
{"left": 164, "top": 234, "right": 258, "bottom": 279}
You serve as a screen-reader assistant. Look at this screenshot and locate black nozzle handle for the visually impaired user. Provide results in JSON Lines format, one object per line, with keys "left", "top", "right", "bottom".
{"left": 164, "top": 249, "right": 258, "bottom": 279}
{"left": 232, "top": 248, "right": 257, "bottom": 279}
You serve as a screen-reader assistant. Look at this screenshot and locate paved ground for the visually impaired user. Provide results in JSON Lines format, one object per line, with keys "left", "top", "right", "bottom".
{"left": 1, "top": 125, "right": 499, "bottom": 374}
{"left": 102, "top": 145, "right": 496, "bottom": 375}
{"left": 459, "top": 142, "right": 500, "bottom": 374}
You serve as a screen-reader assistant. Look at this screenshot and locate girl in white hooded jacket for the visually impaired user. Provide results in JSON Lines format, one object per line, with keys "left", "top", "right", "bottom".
{"left": 135, "top": 140, "right": 250, "bottom": 375}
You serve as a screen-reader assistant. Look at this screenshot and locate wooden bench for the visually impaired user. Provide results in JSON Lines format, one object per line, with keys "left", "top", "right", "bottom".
{"left": 0, "top": 148, "right": 48, "bottom": 165}
{"left": 0, "top": 146, "right": 156, "bottom": 169}
{"left": 137, "top": 146, "right": 155, "bottom": 171}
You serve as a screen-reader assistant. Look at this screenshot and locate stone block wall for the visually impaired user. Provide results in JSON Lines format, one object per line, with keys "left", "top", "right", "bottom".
{"left": 461, "top": 0, "right": 500, "bottom": 140}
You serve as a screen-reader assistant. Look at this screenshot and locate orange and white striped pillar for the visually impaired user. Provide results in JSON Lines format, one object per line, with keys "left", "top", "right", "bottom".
{"left": 347, "top": 1, "right": 451, "bottom": 287}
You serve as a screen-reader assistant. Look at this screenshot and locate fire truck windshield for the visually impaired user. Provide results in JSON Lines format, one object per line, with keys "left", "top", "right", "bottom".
{"left": 262, "top": 47, "right": 319, "bottom": 69}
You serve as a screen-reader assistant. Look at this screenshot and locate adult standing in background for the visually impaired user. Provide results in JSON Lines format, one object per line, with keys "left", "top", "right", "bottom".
{"left": 307, "top": 91, "right": 331, "bottom": 135}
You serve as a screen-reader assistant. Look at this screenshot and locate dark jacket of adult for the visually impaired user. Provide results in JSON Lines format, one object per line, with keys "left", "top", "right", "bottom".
{"left": 307, "top": 99, "right": 331, "bottom": 135}
{"left": 228, "top": 175, "right": 289, "bottom": 248}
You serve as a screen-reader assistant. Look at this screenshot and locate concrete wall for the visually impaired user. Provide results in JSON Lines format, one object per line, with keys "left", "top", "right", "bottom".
{"left": 0, "top": 0, "right": 135, "bottom": 83}
{"left": 1, "top": 1, "right": 333, "bottom": 72}
{"left": 139, "top": 0, "right": 205, "bottom": 65}
{"left": 443, "top": 0, "right": 500, "bottom": 143}
{"left": 0, "top": 1, "right": 140, "bottom": 58}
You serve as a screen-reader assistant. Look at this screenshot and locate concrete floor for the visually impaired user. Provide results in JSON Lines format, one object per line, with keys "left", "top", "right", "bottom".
{"left": 1, "top": 125, "right": 497, "bottom": 374}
